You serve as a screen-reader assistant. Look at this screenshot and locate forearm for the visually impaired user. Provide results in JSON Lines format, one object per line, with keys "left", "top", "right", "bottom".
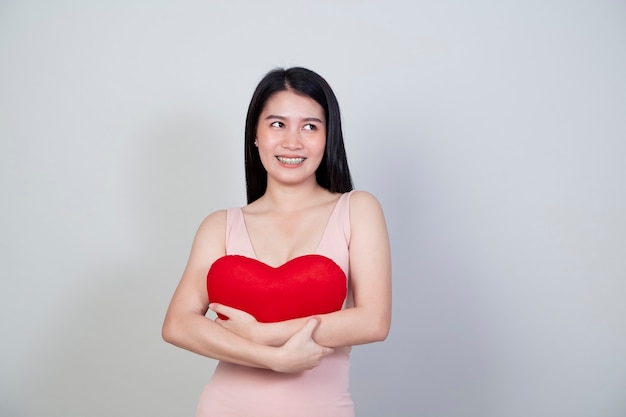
{"left": 162, "top": 312, "right": 278, "bottom": 369}
{"left": 256, "top": 306, "right": 390, "bottom": 348}
{"left": 315, "top": 306, "right": 390, "bottom": 347}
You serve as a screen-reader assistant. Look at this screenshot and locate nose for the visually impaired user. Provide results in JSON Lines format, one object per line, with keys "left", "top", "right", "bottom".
{"left": 281, "top": 128, "right": 303, "bottom": 149}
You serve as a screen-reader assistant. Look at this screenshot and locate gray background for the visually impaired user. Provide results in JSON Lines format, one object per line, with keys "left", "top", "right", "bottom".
{"left": 1, "top": 1, "right": 625, "bottom": 416}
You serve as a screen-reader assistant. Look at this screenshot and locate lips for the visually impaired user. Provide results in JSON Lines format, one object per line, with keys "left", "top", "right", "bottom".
{"left": 276, "top": 156, "right": 306, "bottom": 165}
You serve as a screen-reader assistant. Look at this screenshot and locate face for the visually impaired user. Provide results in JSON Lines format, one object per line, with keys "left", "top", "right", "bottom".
{"left": 255, "top": 90, "right": 326, "bottom": 188}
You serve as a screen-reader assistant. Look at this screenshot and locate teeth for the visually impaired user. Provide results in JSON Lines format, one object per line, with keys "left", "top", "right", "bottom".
{"left": 277, "top": 156, "right": 305, "bottom": 165}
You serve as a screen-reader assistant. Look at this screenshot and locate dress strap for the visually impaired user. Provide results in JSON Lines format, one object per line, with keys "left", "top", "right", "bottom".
{"left": 225, "top": 208, "right": 256, "bottom": 258}
{"left": 316, "top": 191, "right": 353, "bottom": 277}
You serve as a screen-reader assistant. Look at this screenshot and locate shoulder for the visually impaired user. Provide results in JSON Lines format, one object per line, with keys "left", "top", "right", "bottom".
{"left": 348, "top": 190, "right": 387, "bottom": 230}
{"left": 186, "top": 209, "right": 229, "bottom": 262}
{"left": 347, "top": 191, "right": 390, "bottom": 265}
{"left": 199, "top": 209, "right": 227, "bottom": 229}
{"left": 194, "top": 209, "right": 228, "bottom": 241}
{"left": 348, "top": 190, "right": 384, "bottom": 213}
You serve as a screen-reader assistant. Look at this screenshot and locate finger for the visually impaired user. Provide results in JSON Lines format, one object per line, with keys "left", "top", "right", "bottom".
{"left": 298, "top": 317, "right": 321, "bottom": 337}
{"left": 210, "top": 303, "right": 237, "bottom": 317}
{"left": 321, "top": 346, "right": 334, "bottom": 356}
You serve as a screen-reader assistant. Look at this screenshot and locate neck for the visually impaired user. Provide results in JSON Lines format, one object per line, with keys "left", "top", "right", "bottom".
{"left": 259, "top": 179, "right": 329, "bottom": 212}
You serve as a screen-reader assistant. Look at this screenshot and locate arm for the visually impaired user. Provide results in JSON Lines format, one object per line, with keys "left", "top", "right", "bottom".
{"left": 161, "top": 210, "right": 333, "bottom": 373}
{"left": 213, "top": 191, "right": 392, "bottom": 348}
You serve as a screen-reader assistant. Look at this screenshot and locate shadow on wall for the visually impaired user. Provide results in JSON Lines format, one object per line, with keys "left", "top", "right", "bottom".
{"left": 23, "top": 116, "right": 239, "bottom": 417}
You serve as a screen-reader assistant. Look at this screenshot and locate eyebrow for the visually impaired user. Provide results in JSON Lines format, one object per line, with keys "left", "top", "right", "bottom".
{"left": 264, "top": 115, "right": 325, "bottom": 124}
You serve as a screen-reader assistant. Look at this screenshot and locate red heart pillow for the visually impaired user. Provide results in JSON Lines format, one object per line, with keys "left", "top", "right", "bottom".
{"left": 207, "top": 254, "right": 347, "bottom": 323}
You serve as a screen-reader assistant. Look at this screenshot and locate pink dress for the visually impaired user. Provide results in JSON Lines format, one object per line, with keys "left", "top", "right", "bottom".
{"left": 196, "top": 192, "right": 355, "bottom": 417}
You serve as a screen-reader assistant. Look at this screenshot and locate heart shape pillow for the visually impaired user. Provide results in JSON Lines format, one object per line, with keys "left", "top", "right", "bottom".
{"left": 207, "top": 254, "right": 347, "bottom": 323}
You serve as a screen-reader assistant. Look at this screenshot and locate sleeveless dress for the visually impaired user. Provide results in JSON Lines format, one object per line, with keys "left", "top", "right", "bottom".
{"left": 196, "top": 191, "right": 355, "bottom": 417}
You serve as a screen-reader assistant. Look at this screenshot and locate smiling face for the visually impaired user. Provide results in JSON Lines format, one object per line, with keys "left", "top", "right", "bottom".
{"left": 255, "top": 90, "right": 327, "bottom": 188}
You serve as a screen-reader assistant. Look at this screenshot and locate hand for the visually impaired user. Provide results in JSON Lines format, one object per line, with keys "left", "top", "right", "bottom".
{"left": 271, "top": 317, "right": 334, "bottom": 373}
{"left": 209, "top": 303, "right": 264, "bottom": 343}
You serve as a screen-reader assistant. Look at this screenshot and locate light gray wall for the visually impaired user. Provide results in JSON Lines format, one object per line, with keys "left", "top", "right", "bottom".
{"left": 1, "top": 1, "right": 624, "bottom": 416}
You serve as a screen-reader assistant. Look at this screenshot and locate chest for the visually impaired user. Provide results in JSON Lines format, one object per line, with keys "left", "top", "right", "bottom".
{"left": 244, "top": 208, "right": 333, "bottom": 267}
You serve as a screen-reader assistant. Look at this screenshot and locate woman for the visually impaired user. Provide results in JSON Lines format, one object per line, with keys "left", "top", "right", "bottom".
{"left": 162, "top": 67, "right": 391, "bottom": 416}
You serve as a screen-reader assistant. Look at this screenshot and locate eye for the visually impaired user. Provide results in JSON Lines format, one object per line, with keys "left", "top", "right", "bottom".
{"left": 303, "top": 123, "right": 317, "bottom": 131}
{"left": 270, "top": 121, "right": 285, "bottom": 128}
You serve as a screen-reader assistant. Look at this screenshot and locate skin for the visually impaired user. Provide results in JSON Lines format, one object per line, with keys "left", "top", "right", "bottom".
{"left": 162, "top": 90, "right": 392, "bottom": 373}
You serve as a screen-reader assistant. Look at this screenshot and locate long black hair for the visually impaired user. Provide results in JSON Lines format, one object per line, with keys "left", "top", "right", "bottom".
{"left": 244, "top": 67, "right": 353, "bottom": 204}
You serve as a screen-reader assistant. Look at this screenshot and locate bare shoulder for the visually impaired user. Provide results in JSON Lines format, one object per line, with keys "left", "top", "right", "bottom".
{"left": 198, "top": 209, "right": 227, "bottom": 231}
{"left": 349, "top": 190, "right": 385, "bottom": 217}
{"left": 192, "top": 209, "right": 228, "bottom": 251}
{"left": 348, "top": 190, "right": 388, "bottom": 240}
